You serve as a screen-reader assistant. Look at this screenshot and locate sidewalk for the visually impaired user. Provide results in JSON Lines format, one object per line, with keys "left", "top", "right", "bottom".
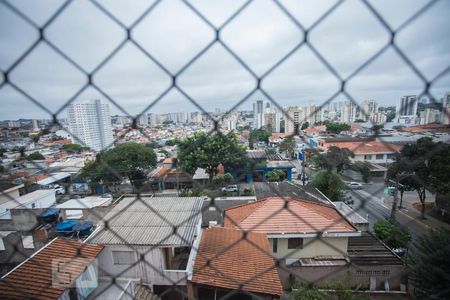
{"left": 384, "top": 191, "right": 450, "bottom": 231}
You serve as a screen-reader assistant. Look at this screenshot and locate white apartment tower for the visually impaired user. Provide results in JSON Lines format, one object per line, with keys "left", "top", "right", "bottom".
{"left": 340, "top": 101, "right": 357, "bottom": 124}
{"left": 360, "top": 100, "right": 378, "bottom": 121}
{"left": 67, "top": 100, "right": 113, "bottom": 151}
{"left": 253, "top": 100, "right": 264, "bottom": 129}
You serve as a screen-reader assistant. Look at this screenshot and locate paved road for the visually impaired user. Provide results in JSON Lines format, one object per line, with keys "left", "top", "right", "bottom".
{"left": 349, "top": 186, "right": 432, "bottom": 241}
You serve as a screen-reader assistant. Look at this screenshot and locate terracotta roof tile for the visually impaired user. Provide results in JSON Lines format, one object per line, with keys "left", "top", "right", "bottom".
{"left": 325, "top": 141, "right": 401, "bottom": 154}
{"left": 0, "top": 238, "right": 103, "bottom": 300}
{"left": 224, "top": 197, "right": 357, "bottom": 234}
{"left": 191, "top": 227, "right": 283, "bottom": 296}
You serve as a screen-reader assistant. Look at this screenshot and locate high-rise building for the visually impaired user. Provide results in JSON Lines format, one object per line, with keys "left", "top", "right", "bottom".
{"left": 253, "top": 100, "right": 264, "bottom": 129}
{"left": 67, "top": 100, "right": 113, "bottom": 151}
{"left": 285, "top": 106, "right": 303, "bottom": 133}
{"left": 137, "top": 114, "right": 148, "bottom": 126}
{"left": 148, "top": 113, "right": 160, "bottom": 126}
{"left": 442, "top": 92, "right": 450, "bottom": 125}
{"left": 360, "top": 100, "right": 378, "bottom": 121}
{"left": 395, "top": 95, "right": 418, "bottom": 122}
{"left": 340, "top": 101, "right": 357, "bottom": 124}
{"left": 32, "top": 119, "right": 39, "bottom": 131}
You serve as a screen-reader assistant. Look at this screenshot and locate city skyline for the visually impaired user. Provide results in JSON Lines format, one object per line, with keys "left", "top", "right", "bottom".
{"left": 1, "top": 0, "right": 449, "bottom": 119}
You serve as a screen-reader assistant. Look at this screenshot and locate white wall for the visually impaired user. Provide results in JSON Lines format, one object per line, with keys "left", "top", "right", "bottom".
{"left": 97, "top": 245, "right": 187, "bottom": 286}
{"left": 268, "top": 237, "right": 348, "bottom": 260}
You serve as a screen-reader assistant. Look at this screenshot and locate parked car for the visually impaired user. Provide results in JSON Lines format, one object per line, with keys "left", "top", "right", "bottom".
{"left": 53, "top": 184, "right": 65, "bottom": 195}
{"left": 297, "top": 173, "right": 309, "bottom": 181}
{"left": 221, "top": 185, "right": 238, "bottom": 192}
{"left": 347, "top": 182, "right": 363, "bottom": 190}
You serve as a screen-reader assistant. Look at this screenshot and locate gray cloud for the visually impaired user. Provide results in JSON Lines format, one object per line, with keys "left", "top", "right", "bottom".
{"left": 0, "top": 0, "right": 449, "bottom": 120}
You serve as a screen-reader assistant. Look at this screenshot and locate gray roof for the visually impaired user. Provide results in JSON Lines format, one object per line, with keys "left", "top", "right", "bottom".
{"left": 88, "top": 196, "right": 202, "bottom": 246}
{"left": 253, "top": 181, "right": 330, "bottom": 205}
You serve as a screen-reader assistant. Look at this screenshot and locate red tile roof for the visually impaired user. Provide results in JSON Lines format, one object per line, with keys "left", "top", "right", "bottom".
{"left": 0, "top": 238, "right": 103, "bottom": 300}
{"left": 326, "top": 141, "right": 401, "bottom": 154}
{"left": 224, "top": 197, "right": 357, "bottom": 234}
{"left": 191, "top": 227, "right": 283, "bottom": 296}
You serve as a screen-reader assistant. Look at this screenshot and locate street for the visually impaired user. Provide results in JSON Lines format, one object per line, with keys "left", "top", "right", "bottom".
{"left": 348, "top": 181, "right": 447, "bottom": 241}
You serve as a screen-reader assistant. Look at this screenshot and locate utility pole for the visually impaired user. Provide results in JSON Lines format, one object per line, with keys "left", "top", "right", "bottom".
{"left": 301, "top": 148, "right": 306, "bottom": 186}
{"left": 388, "top": 178, "right": 404, "bottom": 221}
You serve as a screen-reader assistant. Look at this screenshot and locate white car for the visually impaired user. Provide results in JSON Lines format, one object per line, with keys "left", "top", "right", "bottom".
{"left": 221, "top": 185, "right": 238, "bottom": 192}
{"left": 347, "top": 182, "right": 363, "bottom": 190}
{"left": 53, "top": 184, "right": 66, "bottom": 195}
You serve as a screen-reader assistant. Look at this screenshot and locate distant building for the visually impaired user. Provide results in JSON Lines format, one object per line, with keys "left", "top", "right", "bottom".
{"left": 340, "top": 101, "right": 357, "bottom": 124}
{"left": 395, "top": 95, "right": 418, "bottom": 123}
{"left": 420, "top": 108, "right": 441, "bottom": 124}
{"left": 360, "top": 100, "right": 378, "bottom": 121}
{"left": 67, "top": 100, "right": 113, "bottom": 151}
{"left": 253, "top": 100, "right": 264, "bottom": 129}
{"left": 137, "top": 113, "right": 148, "bottom": 126}
{"left": 264, "top": 112, "right": 280, "bottom": 133}
{"left": 285, "top": 106, "right": 303, "bottom": 133}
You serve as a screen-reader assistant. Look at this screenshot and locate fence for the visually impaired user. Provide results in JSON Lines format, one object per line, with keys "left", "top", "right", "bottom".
{"left": 0, "top": 0, "right": 449, "bottom": 299}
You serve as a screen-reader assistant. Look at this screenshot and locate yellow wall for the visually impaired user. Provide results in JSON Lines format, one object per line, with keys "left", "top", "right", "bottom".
{"left": 268, "top": 237, "right": 348, "bottom": 259}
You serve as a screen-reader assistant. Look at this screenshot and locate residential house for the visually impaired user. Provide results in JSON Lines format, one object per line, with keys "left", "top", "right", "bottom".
{"left": 0, "top": 237, "right": 103, "bottom": 299}
{"left": 224, "top": 197, "right": 405, "bottom": 291}
{"left": 86, "top": 196, "right": 203, "bottom": 300}
{"left": 188, "top": 227, "right": 283, "bottom": 300}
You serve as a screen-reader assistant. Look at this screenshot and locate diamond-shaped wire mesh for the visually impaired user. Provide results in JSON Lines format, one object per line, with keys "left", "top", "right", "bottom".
{"left": 0, "top": 0, "right": 449, "bottom": 299}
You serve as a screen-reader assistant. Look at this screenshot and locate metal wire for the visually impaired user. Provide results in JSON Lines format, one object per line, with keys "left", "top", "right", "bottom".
{"left": 0, "top": 0, "right": 449, "bottom": 299}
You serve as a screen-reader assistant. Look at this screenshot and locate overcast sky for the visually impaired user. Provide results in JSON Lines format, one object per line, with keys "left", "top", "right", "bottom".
{"left": 0, "top": 0, "right": 449, "bottom": 120}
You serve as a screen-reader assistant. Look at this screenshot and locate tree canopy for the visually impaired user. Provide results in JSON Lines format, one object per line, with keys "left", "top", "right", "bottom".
{"left": 62, "top": 144, "right": 88, "bottom": 153}
{"left": 311, "top": 146, "right": 354, "bottom": 173}
{"left": 176, "top": 132, "right": 247, "bottom": 181}
{"left": 311, "top": 170, "right": 346, "bottom": 201}
{"left": 408, "top": 229, "right": 450, "bottom": 299}
{"left": 387, "top": 137, "right": 450, "bottom": 218}
{"left": 267, "top": 169, "right": 286, "bottom": 182}
{"left": 279, "top": 136, "right": 296, "bottom": 159}
{"left": 27, "top": 151, "right": 45, "bottom": 160}
{"left": 373, "top": 220, "right": 411, "bottom": 249}
{"left": 80, "top": 143, "right": 157, "bottom": 189}
{"left": 325, "top": 121, "right": 351, "bottom": 134}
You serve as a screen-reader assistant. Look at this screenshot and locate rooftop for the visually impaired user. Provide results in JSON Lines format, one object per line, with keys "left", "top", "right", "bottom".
{"left": 191, "top": 227, "right": 283, "bottom": 296}
{"left": 224, "top": 197, "right": 358, "bottom": 235}
{"left": 87, "top": 196, "right": 202, "bottom": 246}
{"left": 325, "top": 141, "right": 402, "bottom": 154}
{"left": 1, "top": 189, "right": 55, "bottom": 210}
{"left": 0, "top": 238, "right": 103, "bottom": 300}
{"left": 253, "top": 181, "right": 330, "bottom": 205}
{"left": 348, "top": 232, "right": 404, "bottom": 265}
{"left": 246, "top": 150, "right": 285, "bottom": 161}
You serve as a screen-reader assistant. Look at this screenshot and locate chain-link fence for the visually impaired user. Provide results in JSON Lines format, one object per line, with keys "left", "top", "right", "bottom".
{"left": 0, "top": 0, "right": 449, "bottom": 299}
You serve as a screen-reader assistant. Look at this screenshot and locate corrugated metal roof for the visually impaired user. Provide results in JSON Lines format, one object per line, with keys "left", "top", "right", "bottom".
{"left": 37, "top": 172, "right": 71, "bottom": 185}
{"left": 88, "top": 197, "right": 202, "bottom": 246}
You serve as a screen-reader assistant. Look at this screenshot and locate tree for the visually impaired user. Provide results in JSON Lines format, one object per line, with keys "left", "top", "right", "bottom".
{"left": 279, "top": 136, "right": 296, "bottom": 159}
{"left": 387, "top": 137, "right": 439, "bottom": 219}
{"left": 176, "top": 132, "right": 247, "bottom": 182}
{"left": 373, "top": 220, "right": 411, "bottom": 249}
{"left": 290, "top": 283, "right": 328, "bottom": 300}
{"left": 27, "top": 151, "right": 45, "bottom": 160}
{"left": 408, "top": 229, "right": 450, "bottom": 299}
{"left": 325, "top": 122, "right": 351, "bottom": 134}
{"left": 311, "top": 170, "right": 346, "bottom": 201}
{"left": 0, "top": 165, "right": 4, "bottom": 173}
{"left": 311, "top": 146, "right": 354, "bottom": 173}
{"left": 267, "top": 170, "right": 286, "bottom": 182}
{"left": 351, "top": 161, "right": 371, "bottom": 183}
{"left": 0, "top": 147, "right": 7, "bottom": 157}
{"left": 301, "top": 121, "right": 309, "bottom": 130}
{"left": 371, "top": 124, "right": 384, "bottom": 134}
{"left": 249, "top": 129, "right": 272, "bottom": 147}
{"left": 213, "top": 172, "right": 234, "bottom": 186}
{"left": 63, "top": 144, "right": 88, "bottom": 153}
{"left": 165, "top": 139, "right": 178, "bottom": 146}
{"left": 80, "top": 143, "right": 157, "bottom": 189}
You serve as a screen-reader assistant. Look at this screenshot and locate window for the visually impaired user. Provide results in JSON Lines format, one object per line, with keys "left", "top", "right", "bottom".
{"left": 22, "top": 235, "right": 34, "bottom": 249}
{"left": 208, "top": 206, "right": 216, "bottom": 211}
{"left": 272, "top": 238, "right": 278, "bottom": 253}
{"left": 287, "top": 238, "right": 303, "bottom": 249}
{"left": 375, "top": 154, "right": 384, "bottom": 160}
{"left": 112, "top": 251, "right": 135, "bottom": 265}
{"left": 387, "top": 154, "right": 396, "bottom": 159}
{"left": 364, "top": 154, "right": 372, "bottom": 160}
